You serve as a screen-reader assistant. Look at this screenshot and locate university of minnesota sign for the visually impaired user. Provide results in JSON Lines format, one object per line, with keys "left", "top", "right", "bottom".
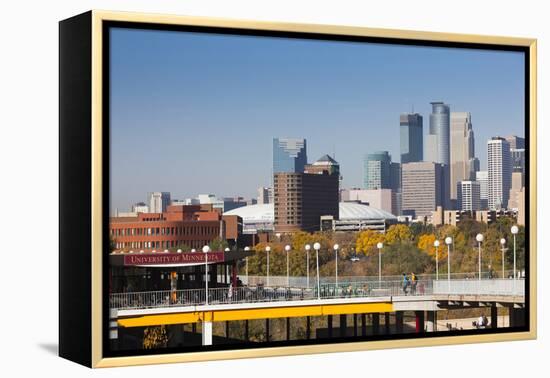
{"left": 123, "top": 252, "right": 225, "bottom": 266}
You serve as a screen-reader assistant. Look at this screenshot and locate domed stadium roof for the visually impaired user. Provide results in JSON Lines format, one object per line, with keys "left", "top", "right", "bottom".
{"left": 224, "top": 202, "right": 396, "bottom": 224}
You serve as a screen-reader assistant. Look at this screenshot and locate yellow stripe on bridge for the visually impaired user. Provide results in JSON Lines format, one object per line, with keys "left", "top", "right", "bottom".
{"left": 118, "top": 302, "right": 393, "bottom": 328}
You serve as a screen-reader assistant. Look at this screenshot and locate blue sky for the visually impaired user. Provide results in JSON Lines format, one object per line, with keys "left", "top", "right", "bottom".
{"left": 109, "top": 27, "right": 525, "bottom": 212}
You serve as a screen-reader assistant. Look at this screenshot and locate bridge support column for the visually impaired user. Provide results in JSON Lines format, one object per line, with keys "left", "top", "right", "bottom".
{"left": 202, "top": 321, "right": 213, "bottom": 346}
{"left": 384, "top": 312, "right": 391, "bottom": 334}
{"left": 491, "top": 306, "right": 498, "bottom": 329}
{"left": 372, "top": 313, "right": 380, "bottom": 335}
{"left": 266, "top": 319, "right": 270, "bottom": 342}
{"left": 328, "top": 315, "right": 333, "bottom": 337}
{"left": 395, "top": 311, "right": 404, "bottom": 334}
{"left": 306, "top": 316, "right": 311, "bottom": 339}
{"left": 245, "top": 320, "right": 249, "bottom": 341}
{"left": 415, "top": 311, "right": 425, "bottom": 333}
{"left": 340, "top": 314, "right": 347, "bottom": 337}
{"left": 361, "top": 314, "right": 367, "bottom": 336}
{"left": 426, "top": 311, "right": 437, "bottom": 332}
{"left": 286, "top": 317, "right": 291, "bottom": 340}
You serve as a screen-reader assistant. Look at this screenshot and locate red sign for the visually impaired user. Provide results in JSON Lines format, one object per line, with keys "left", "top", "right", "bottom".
{"left": 123, "top": 252, "right": 225, "bottom": 266}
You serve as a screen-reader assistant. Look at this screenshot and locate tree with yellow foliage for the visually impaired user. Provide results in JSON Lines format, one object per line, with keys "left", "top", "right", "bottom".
{"left": 385, "top": 224, "right": 412, "bottom": 245}
{"left": 355, "top": 229, "right": 384, "bottom": 256}
{"left": 417, "top": 233, "right": 448, "bottom": 261}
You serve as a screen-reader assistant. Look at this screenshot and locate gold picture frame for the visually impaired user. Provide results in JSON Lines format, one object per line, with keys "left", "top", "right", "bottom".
{"left": 59, "top": 9, "right": 537, "bottom": 368}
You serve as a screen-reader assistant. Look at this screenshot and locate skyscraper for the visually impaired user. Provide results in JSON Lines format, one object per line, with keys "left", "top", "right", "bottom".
{"left": 402, "top": 162, "right": 449, "bottom": 218}
{"left": 273, "top": 138, "right": 307, "bottom": 173}
{"left": 476, "top": 170, "right": 489, "bottom": 209}
{"left": 425, "top": 102, "right": 451, "bottom": 165}
{"left": 363, "top": 151, "right": 391, "bottom": 189}
{"left": 508, "top": 171, "right": 524, "bottom": 210}
{"left": 257, "top": 187, "right": 273, "bottom": 204}
{"left": 487, "top": 137, "right": 512, "bottom": 210}
{"left": 148, "top": 192, "right": 171, "bottom": 213}
{"left": 511, "top": 148, "right": 526, "bottom": 185}
{"left": 390, "top": 162, "right": 402, "bottom": 216}
{"left": 400, "top": 113, "right": 423, "bottom": 163}
{"left": 505, "top": 135, "right": 525, "bottom": 149}
{"left": 457, "top": 181, "right": 481, "bottom": 211}
{"left": 450, "top": 112, "right": 478, "bottom": 203}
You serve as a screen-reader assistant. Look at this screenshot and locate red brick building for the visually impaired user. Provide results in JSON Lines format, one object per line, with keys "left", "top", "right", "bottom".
{"left": 110, "top": 204, "right": 241, "bottom": 251}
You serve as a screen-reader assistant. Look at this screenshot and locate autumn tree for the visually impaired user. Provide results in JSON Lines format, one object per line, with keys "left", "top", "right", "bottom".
{"left": 385, "top": 224, "right": 412, "bottom": 245}
{"left": 355, "top": 230, "right": 384, "bottom": 256}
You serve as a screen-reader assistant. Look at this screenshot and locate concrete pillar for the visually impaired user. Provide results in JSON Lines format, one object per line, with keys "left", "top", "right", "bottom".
{"left": 491, "top": 306, "right": 498, "bottom": 329}
{"left": 372, "top": 313, "right": 380, "bottom": 335}
{"left": 415, "top": 311, "right": 425, "bottom": 333}
{"left": 226, "top": 321, "right": 230, "bottom": 339}
{"left": 340, "top": 314, "right": 347, "bottom": 337}
{"left": 384, "top": 312, "right": 391, "bottom": 334}
{"left": 328, "top": 315, "right": 333, "bottom": 337}
{"left": 426, "top": 311, "right": 437, "bottom": 332}
{"left": 395, "top": 311, "right": 404, "bottom": 334}
{"left": 202, "top": 321, "right": 213, "bottom": 346}
{"left": 286, "top": 317, "right": 291, "bottom": 340}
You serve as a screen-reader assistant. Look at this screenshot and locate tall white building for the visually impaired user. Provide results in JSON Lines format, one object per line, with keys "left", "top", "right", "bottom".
{"left": 457, "top": 181, "right": 481, "bottom": 211}
{"left": 450, "top": 112, "right": 478, "bottom": 202}
{"left": 476, "top": 170, "right": 489, "bottom": 209}
{"left": 148, "top": 192, "right": 171, "bottom": 213}
{"left": 487, "top": 137, "right": 512, "bottom": 210}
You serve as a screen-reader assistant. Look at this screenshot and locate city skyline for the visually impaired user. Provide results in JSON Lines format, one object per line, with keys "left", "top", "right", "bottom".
{"left": 110, "top": 27, "right": 525, "bottom": 212}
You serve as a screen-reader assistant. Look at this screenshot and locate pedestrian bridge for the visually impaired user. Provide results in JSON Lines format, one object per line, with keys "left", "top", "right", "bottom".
{"left": 110, "top": 278, "right": 525, "bottom": 344}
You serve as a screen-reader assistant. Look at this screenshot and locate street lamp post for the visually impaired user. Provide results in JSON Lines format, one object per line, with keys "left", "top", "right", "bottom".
{"left": 265, "top": 246, "right": 271, "bottom": 287}
{"left": 314, "top": 242, "right": 321, "bottom": 300}
{"left": 511, "top": 225, "right": 519, "bottom": 293}
{"left": 376, "top": 242, "right": 383, "bottom": 286}
{"left": 333, "top": 244, "right": 339, "bottom": 287}
{"left": 445, "top": 237, "right": 453, "bottom": 292}
{"left": 244, "top": 246, "right": 250, "bottom": 284}
{"left": 476, "top": 233, "right": 484, "bottom": 280}
{"left": 305, "top": 244, "right": 311, "bottom": 288}
{"left": 434, "top": 240, "right": 440, "bottom": 280}
{"left": 202, "top": 245, "right": 210, "bottom": 305}
{"left": 285, "top": 245, "right": 291, "bottom": 287}
{"left": 500, "top": 238, "right": 506, "bottom": 279}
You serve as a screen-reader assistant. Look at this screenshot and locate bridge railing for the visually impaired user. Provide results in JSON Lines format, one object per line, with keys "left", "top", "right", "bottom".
{"left": 433, "top": 278, "right": 525, "bottom": 296}
{"left": 241, "top": 271, "right": 521, "bottom": 287}
{"left": 109, "top": 280, "right": 431, "bottom": 310}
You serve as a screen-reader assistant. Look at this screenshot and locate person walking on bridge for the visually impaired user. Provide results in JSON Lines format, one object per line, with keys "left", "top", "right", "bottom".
{"left": 402, "top": 273, "right": 410, "bottom": 295}
{"left": 410, "top": 272, "right": 418, "bottom": 295}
